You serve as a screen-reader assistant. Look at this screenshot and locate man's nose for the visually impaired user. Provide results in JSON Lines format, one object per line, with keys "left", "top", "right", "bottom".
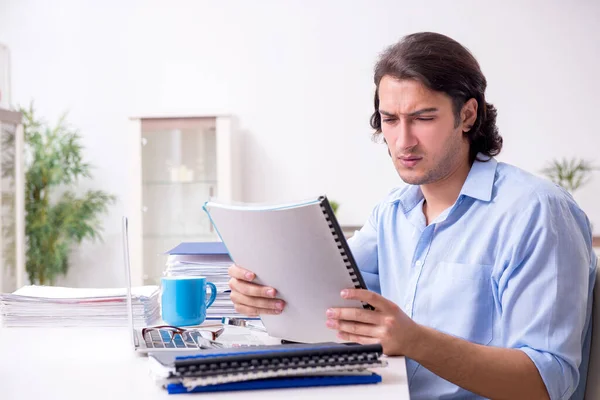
{"left": 393, "top": 121, "right": 418, "bottom": 152}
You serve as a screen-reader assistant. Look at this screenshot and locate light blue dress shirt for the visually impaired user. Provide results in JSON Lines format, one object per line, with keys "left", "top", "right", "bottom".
{"left": 348, "top": 156, "right": 597, "bottom": 400}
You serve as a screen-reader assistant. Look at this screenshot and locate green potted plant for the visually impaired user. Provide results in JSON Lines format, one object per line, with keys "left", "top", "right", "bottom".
{"left": 541, "top": 158, "right": 598, "bottom": 193}
{"left": 20, "top": 104, "right": 116, "bottom": 285}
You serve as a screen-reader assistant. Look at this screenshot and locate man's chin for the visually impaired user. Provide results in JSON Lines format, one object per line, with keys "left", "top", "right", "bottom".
{"left": 398, "top": 171, "right": 428, "bottom": 185}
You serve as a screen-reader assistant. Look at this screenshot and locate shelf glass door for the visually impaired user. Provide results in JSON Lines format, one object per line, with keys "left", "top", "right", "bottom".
{"left": 141, "top": 118, "right": 219, "bottom": 284}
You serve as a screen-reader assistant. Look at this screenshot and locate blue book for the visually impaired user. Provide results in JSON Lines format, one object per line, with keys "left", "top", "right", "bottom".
{"left": 165, "top": 241, "right": 229, "bottom": 256}
{"left": 165, "top": 373, "right": 382, "bottom": 394}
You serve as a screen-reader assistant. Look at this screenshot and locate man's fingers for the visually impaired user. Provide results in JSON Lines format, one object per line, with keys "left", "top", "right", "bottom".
{"left": 326, "top": 306, "right": 382, "bottom": 325}
{"left": 336, "top": 331, "right": 381, "bottom": 345}
{"left": 228, "top": 277, "right": 278, "bottom": 298}
{"left": 233, "top": 303, "right": 282, "bottom": 317}
{"left": 228, "top": 264, "right": 256, "bottom": 282}
{"left": 326, "top": 319, "right": 378, "bottom": 338}
{"left": 230, "top": 291, "right": 285, "bottom": 312}
{"left": 233, "top": 303, "right": 259, "bottom": 317}
{"left": 340, "top": 289, "right": 397, "bottom": 312}
{"left": 228, "top": 264, "right": 278, "bottom": 298}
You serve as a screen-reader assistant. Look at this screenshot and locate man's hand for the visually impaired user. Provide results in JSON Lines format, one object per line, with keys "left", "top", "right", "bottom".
{"left": 227, "top": 264, "right": 286, "bottom": 316}
{"left": 328, "top": 289, "right": 550, "bottom": 399}
{"left": 326, "top": 289, "right": 419, "bottom": 356}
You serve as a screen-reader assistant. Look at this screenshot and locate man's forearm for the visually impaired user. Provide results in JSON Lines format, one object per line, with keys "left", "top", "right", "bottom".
{"left": 405, "top": 325, "right": 550, "bottom": 400}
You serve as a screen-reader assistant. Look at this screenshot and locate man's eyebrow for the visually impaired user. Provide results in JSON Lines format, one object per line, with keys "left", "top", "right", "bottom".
{"left": 379, "top": 108, "right": 439, "bottom": 117}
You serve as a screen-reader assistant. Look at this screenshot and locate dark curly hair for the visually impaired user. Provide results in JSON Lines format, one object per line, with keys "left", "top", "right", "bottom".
{"left": 370, "top": 32, "right": 503, "bottom": 163}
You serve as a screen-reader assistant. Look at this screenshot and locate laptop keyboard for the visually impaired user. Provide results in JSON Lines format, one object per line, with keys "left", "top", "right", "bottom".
{"left": 143, "top": 329, "right": 205, "bottom": 349}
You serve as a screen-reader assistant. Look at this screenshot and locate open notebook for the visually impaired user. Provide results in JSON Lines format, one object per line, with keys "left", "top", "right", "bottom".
{"left": 203, "top": 196, "right": 370, "bottom": 343}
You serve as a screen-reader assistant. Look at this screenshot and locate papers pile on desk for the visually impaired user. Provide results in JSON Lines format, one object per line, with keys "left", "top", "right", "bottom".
{"left": 165, "top": 242, "right": 246, "bottom": 320}
{"left": 0, "top": 285, "right": 160, "bottom": 327}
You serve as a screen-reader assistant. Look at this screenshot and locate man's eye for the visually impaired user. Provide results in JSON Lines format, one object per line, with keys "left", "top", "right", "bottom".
{"left": 416, "top": 117, "right": 434, "bottom": 121}
{"left": 382, "top": 118, "right": 396, "bottom": 123}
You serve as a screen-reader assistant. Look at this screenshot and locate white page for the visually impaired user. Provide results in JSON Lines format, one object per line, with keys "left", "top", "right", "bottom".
{"left": 9, "top": 285, "right": 158, "bottom": 300}
{"left": 204, "top": 199, "right": 365, "bottom": 343}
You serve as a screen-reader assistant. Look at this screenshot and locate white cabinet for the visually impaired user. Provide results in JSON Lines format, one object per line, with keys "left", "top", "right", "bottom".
{"left": 0, "top": 108, "right": 25, "bottom": 292}
{"left": 128, "top": 115, "right": 240, "bottom": 285}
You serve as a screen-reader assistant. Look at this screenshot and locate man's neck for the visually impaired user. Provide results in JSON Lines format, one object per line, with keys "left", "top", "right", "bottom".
{"left": 421, "top": 159, "right": 472, "bottom": 225}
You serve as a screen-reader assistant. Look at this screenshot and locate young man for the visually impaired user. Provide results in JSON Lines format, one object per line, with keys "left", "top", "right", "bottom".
{"left": 227, "top": 32, "right": 597, "bottom": 399}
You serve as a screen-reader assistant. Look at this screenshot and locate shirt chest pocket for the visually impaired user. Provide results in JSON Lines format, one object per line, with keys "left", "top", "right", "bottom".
{"left": 419, "top": 262, "right": 494, "bottom": 346}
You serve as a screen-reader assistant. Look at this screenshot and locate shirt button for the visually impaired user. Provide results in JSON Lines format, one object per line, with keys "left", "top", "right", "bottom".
{"left": 415, "top": 260, "right": 423, "bottom": 267}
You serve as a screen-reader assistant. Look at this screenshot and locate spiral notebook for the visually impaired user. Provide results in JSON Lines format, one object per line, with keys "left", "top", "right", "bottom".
{"left": 202, "top": 196, "right": 370, "bottom": 343}
{"left": 164, "top": 342, "right": 386, "bottom": 392}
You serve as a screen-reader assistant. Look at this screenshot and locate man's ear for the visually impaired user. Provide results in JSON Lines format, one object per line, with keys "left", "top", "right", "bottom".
{"left": 461, "top": 98, "right": 478, "bottom": 132}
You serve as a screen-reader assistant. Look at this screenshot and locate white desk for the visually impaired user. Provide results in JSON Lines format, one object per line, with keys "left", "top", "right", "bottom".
{"left": 0, "top": 327, "right": 410, "bottom": 400}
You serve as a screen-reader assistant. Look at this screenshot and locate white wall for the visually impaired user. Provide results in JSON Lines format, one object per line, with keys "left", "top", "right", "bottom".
{"left": 1, "top": 0, "right": 599, "bottom": 287}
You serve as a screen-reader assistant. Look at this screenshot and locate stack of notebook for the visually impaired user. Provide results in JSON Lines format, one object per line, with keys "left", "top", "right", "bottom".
{"left": 149, "top": 342, "right": 388, "bottom": 394}
{"left": 0, "top": 285, "right": 160, "bottom": 327}
{"left": 164, "top": 242, "right": 245, "bottom": 320}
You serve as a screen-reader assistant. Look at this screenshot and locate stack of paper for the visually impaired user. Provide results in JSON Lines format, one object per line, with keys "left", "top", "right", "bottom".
{"left": 165, "top": 262, "right": 230, "bottom": 294}
{"left": 164, "top": 242, "right": 246, "bottom": 319}
{"left": 0, "top": 285, "right": 160, "bottom": 327}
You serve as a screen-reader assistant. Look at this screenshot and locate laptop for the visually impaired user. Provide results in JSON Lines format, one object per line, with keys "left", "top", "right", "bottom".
{"left": 121, "top": 216, "right": 224, "bottom": 354}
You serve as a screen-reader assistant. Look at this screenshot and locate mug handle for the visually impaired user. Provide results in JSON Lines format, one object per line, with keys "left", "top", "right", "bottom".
{"left": 205, "top": 281, "right": 217, "bottom": 308}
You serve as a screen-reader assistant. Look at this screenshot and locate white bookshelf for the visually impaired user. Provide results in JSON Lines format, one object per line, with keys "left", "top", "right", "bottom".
{"left": 0, "top": 108, "right": 25, "bottom": 293}
{"left": 128, "top": 115, "right": 241, "bottom": 286}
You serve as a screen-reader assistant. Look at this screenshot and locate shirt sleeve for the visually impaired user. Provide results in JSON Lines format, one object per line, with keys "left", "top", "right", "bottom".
{"left": 497, "top": 189, "right": 595, "bottom": 400}
{"left": 347, "top": 203, "right": 380, "bottom": 294}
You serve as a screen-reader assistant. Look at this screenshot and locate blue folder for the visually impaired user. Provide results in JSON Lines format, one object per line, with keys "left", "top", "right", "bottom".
{"left": 165, "top": 373, "right": 382, "bottom": 394}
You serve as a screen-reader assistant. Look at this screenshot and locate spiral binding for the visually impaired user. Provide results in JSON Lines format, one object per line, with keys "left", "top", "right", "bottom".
{"left": 316, "top": 197, "right": 376, "bottom": 312}
{"left": 178, "top": 350, "right": 384, "bottom": 379}
{"left": 319, "top": 202, "right": 362, "bottom": 290}
{"left": 174, "top": 345, "right": 387, "bottom": 387}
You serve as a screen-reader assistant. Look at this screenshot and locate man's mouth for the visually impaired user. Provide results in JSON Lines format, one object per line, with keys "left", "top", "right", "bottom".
{"left": 398, "top": 155, "right": 423, "bottom": 167}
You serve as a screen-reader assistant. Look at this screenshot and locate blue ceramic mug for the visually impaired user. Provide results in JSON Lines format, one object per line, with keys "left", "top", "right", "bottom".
{"left": 161, "top": 276, "right": 217, "bottom": 326}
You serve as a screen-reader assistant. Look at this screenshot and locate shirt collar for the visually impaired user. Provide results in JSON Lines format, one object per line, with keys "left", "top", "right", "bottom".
{"left": 391, "top": 154, "right": 498, "bottom": 213}
{"left": 392, "top": 184, "right": 423, "bottom": 214}
{"left": 459, "top": 155, "right": 497, "bottom": 202}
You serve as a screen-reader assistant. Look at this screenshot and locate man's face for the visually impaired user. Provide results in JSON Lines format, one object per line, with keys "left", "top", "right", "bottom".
{"left": 378, "top": 76, "right": 471, "bottom": 186}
